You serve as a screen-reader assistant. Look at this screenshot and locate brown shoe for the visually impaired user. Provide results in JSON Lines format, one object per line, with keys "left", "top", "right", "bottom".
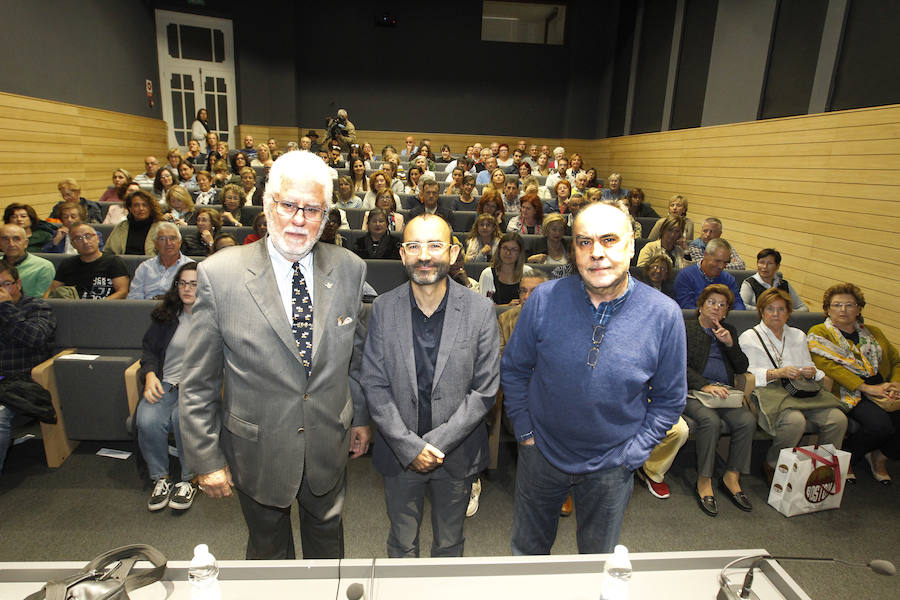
{"left": 560, "top": 495, "right": 573, "bottom": 517}
{"left": 762, "top": 462, "right": 775, "bottom": 487}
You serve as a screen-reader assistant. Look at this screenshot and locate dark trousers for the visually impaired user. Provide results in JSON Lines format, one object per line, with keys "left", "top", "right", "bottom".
{"left": 847, "top": 398, "right": 900, "bottom": 461}
{"left": 236, "top": 468, "right": 346, "bottom": 560}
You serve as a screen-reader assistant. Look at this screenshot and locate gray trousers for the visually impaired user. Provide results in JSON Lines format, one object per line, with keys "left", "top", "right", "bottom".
{"left": 383, "top": 467, "right": 474, "bottom": 558}
{"left": 684, "top": 397, "right": 756, "bottom": 477}
{"left": 766, "top": 407, "right": 848, "bottom": 466}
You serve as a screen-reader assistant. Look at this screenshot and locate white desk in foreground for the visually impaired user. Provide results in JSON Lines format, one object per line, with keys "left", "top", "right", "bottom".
{"left": 0, "top": 548, "right": 811, "bottom": 599}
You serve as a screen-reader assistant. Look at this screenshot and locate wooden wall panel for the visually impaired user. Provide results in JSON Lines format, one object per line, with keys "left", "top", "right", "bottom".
{"left": 588, "top": 104, "right": 900, "bottom": 346}
{"left": 0, "top": 92, "right": 167, "bottom": 218}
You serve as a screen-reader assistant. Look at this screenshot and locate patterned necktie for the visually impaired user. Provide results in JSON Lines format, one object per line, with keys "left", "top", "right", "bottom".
{"left": 291, "top": 261, "right": 313, "bottom": 379}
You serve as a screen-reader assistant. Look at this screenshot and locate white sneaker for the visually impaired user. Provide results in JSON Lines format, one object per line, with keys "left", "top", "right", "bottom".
{"left": 168, "top": 481, "right": 196, "bottom": 510}
{"left": 466, "top": 478, "right": 482, "bottom": 518}
{"left": 148, "top": 478, "right": 172, "bottom": 511}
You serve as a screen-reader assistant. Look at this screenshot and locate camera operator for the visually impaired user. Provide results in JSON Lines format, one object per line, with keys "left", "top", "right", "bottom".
{"left": 325, "top": 108, "right": 356, "bottom": 151}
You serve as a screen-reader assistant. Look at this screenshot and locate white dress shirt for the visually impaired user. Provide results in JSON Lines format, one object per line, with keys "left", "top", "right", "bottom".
{"left": 267, "top": 236, "right": 315, "bottom": 326}
{"left": 738, "top": 322, "right": 824, "bottom": 388}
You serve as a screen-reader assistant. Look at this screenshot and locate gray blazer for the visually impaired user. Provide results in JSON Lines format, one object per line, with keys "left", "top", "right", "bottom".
{"left": 179, "top": 238, "right": 369, "bottom": 508}
{"left": 362, "top": 279, "right": 500, "bottom": 478}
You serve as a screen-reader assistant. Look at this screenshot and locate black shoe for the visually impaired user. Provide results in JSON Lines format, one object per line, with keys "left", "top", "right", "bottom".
{"left": 719, "top": 480, "right": 752, "bottom": 512}
{"left": 697, "top": 492, "right": 718, "bottom": 517}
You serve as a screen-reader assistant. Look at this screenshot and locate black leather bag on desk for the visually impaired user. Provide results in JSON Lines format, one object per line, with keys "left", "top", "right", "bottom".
{"left": 24, "top": 544, "right": 166, "bottom": 600}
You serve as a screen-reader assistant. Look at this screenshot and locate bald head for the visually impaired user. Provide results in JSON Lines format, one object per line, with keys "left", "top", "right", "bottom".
{"left": 404, "top": 213, "right": 453, "bottom": 243}
{"left": 0, "top": 224, "right": 28, "bottom": 262}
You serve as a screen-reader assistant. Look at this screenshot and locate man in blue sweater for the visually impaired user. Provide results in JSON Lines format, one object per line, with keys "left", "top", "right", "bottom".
{"left": 674, "top": 238, "right": 746, "bottom": 310}
{"left": 501, "top": 201, "right": 686, "bottom": 555}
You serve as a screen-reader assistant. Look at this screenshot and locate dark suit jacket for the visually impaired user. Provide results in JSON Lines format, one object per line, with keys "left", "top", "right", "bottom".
{"left": 179, "top": 238, "right": 369, "bottom": 507}
{"left": 406, "top": 204, "right": 454, "bottom": 225}
{"left": 362, "top": 279, "right": 500, "bottom": 478}
{"left": 685, "top": 318, "right": 749, "bottom": 390}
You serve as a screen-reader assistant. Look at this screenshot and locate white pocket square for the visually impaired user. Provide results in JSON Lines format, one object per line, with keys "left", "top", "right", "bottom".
{"left": 337, "top": 316, "right": 354, "bottom": 326}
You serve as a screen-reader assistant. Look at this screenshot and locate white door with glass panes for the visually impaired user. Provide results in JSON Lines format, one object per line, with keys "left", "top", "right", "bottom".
{"left": 155, "top": 10, "right": 236, "bottom": 151}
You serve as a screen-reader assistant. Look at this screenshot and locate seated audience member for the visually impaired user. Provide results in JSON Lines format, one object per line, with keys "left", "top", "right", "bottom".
{"left": 549, "top": 146, "right": 565, "bottom": 168}
{"left": 138, "top": 262, "right": 199, "bottom": 511}
{"left": 496, "top": 143, "right": 513, "bottom": 168}
{"left": 241, "top": 135, "right": 257, "bottom": 159}
{"left": 211, "top": 159, "right": 236, "bottom": 188}
{"left": 219, "top": 184, "right": 247, "bottom": 226}
{"left": 362, "top": 170, "right": 401, "bottom": 210}
{"left": 239, "top": 167, "right": 262, "bottom": 206}
{"left": 738, "top": 288, "right": 847, "bottom": 485}
{"left": 639, "top": 254, "right": 675, "bottom": 299}
{"left": 43, "top": 202, "right": 90, "bottom": 254}
{"left": 568, "top": 153, "right": 584, "bottom": 176}
{"left": 506, "top": 194, "right": 543, "bottom": 234}
{"left": 626, "top": 187, "right": 659, "bottom": 219}
{"left": 517, "top": 161, "right": 533, "bottom": 182}
{"left": 808, "top": 283, "right": 900, "bottom": 484}
{"left": 127, "top": 223, "right": 193, "bottom": 300}
{"left": 740, "top": 248, "right": 808, "bottom": 311}
{"left": 97, "top": 168, "right": 133, "bottom": 203}
{"left": 0, "top": 224, "right": 54, "bottom": 298}
{"left": 485, "top": 168, "right": 508, "bottom": 196}
{"left": 479, "top": 232, "right": 524, "bottom": 306}
{"left": 134, "top": 156, "right": 161, "bottom": 194}
{"left": 242, "top": 213, "right": 267, "bottom": 245}
{"left": 436, "top": 144, "right": 453, "bottom": 165}
{"left": 502, "top": 178, "right": 521, "bottom": 214}
{"left": 52, "top": 179, "right": 102, "bottom": 223}
{"left": 166, "top": 148, "right": 183, "bottom": 171}
{"left": 637, "top": 215, "right": 687, "bottom": 270}
{"left": 354, "top": 208, "right": 401, "bottom": 260}
{"left": 362, "top": 142, "right": 377, "bottom": 167}
{"left": 381, "top": 160, "right": 406, "bottom": 196}
{"left": 204, "top": 137, "right": 224, "bottom": 172}
{"left": 404, "top": 166, "right": 423, "bottom": 196}
{"left": 687, "top": 218, "right": 745, "bottom": 269}
{"left": 185, "top": 139, "right": 207, "bottom": 169}
{"left": 230, "top": 151, "right": 251, "bottom": 176}
{"left": 455, "top": 175, "right": 480, "bottom": 210}
{"left": 251, "top": 143, "right": 271, "bottom": 168}
{"left": 506, "top": 148, "right": 525, "bottom": 175}
{"left": 545, "top": 179, "right": 572, "bottom": 215}
{"left": 527, "top": 214, "right": 568, "bottom": 265}
{"left": 533, "top": 153, "right": 551, "bottom": 177}
{"left": 584, "top": 168, "right": 601, "bottom": 189}
{"left": 193, "top": 170, "right": 218, "bottom": 206}
{"left": 476, "top": 156, "right": 500, "bottom": 185}
{"left": 413, "top": 151, "right": 435, "bottom": 176}
{"left": 674, "top": 238, "right": 746, "bottom": 310}
{"left": 363, "top": 189, "right": 405, "bottom": 233}
{"left": 349, "top": 158, "right": 369, "bottom": 193}
{"left": 571, "top": 172, "right": 589, "bottom": 199}
{"left": 648, "top": 194, "right": 694, "bottom": 241}
{"left": 520, "top": 175, "right": 551, "bottom": 202}
{"left": 318, "top": 209, "right": 346, "bottom": 247}
{"left": 445, "top": 166, "right": 466, "bottom": 195}
{"left": 600, "top": 172, "right": 628, "bottom": 201}
{"left": 0, "top": 261, "right": 56, "bottom": 475}
{"left": 544, "top": 158, "right": 571, "bottom": 198}
{"left": 399, "top": 135, "right": 418, "bottom": 159}
{"left": 212, "top": 232, "right": 238, "bottom": 253}
{"left": 152, "top": 166, "right": 179, "bottom": 205}
{"left": 408, "top": 178, "right": 453, "bottom": 223}
{"left": 328, "top": 145, "right": 346, "bottom": 169}
{"left": 104, "top": 183, "right": 139, "bottom": 225}
{"left": 177, "top": 162, "right": 199, "bottom": 195}
{"left": 477, "top": 188, "right": 505, "bottom": 225}
{"left": 445, "top": 156, "right": 474, "bottom": 180}
{"left": 334, "top": 175, "right": 362, "bottom": 210}
{"left": 162, "top": 186, "right": 195, "bottom": 226}
{"left": 105, "top": 191, "right": 163, "bottom": 256}
{"left": 5, "top": 203, "right": 55, "bottom": 253}
{"left": 182, "top": 207, "right": 221, "bottom": 257}
{"left": 465, "top": 213, "right": 501, "bottom": 262}
{"left": 267, "top": 137, "right": 278, "bottom": 154}
{"left": 684, "top": 284, "right": 756, "bottom": 516}
{"left": 524, "top": 144, "right": 540, "bottom": 169}
{"left": 46, "top": 223, "right": 129, "bottom": 299}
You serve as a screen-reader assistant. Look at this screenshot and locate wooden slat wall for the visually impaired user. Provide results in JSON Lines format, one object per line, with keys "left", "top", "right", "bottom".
{"left": 0, "top": 92, "right": 168, "bottom": 218}
{"left": 587, "top": 104, "right": 900, "bottom": 347}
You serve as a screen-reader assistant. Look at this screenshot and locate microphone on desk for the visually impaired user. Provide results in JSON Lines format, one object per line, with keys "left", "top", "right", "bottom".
{"left": 717, "top": 553, "right": 895, "bottom": 600}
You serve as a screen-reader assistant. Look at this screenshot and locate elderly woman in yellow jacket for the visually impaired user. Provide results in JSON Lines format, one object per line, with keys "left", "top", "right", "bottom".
{"left": 808, "top": 283, "right": 900, "bottom": 484}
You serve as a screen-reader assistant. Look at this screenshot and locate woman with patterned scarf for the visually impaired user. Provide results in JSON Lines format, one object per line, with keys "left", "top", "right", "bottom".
{"left": 808, "top": 283, "right": 900, "bottom": 484}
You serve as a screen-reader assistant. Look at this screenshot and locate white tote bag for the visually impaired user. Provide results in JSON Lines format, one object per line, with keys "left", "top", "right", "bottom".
{"left": 767, "top": 444, "right": 850, "bottom": 517}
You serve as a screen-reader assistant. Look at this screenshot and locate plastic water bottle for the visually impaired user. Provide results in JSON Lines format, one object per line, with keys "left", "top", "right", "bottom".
{"left": 599, "top": 544, "right": 632, "bottom": 600}
{"left": 188, "top": 544, "right": 221, "bottom": 600}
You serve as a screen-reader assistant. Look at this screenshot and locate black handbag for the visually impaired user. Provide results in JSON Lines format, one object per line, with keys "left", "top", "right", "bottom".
{"left": 752, "top": 329, "right": 820, "bottom": 398}
{"left": 24, "top": 545, "right": 166, "bottom": 600}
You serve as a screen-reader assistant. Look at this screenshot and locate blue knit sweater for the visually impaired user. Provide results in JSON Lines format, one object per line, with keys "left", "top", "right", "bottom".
{"left": 501, "top": 276, "right": 687, "bottom": 474}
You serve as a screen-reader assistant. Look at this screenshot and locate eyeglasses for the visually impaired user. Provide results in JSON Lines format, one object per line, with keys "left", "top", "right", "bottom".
{"left": 71, "top": 232, "right": 97, "bottom": 243}
{"left": 272, "top": 200, "right": 326, "bottom": 222}
{"left": 177, "top": 280, "right": 198, "bottom": 289}
{"left": 704, "top": 299, "right": 728, "bottom": 309}
{"left": 587, "top": 325, "right": 606, "bottom": 368}
{"left": 401, "top": 241, "right": 451, "bottom": 256}
{"left": 829, "top": 302, "right": 858, "bottom": 310}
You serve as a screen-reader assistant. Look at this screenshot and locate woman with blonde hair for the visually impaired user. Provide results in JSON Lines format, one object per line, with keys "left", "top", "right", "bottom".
{"left": 163, "top": 186, "right": 196, "bottom": 226}
{"left": 251, "top": 143, "right": 271, "bottom": 168}
{"left": 98, "top": 168, "right": 133, "bottom": 203}
{"left": 648, "top": 194, "right": 694, "bottom": 241}
{"left": 527, "top": 213, "right": 568, "bottom": 265}
{"left": 464, "top": 213, "right": 501, "bottom": 262}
